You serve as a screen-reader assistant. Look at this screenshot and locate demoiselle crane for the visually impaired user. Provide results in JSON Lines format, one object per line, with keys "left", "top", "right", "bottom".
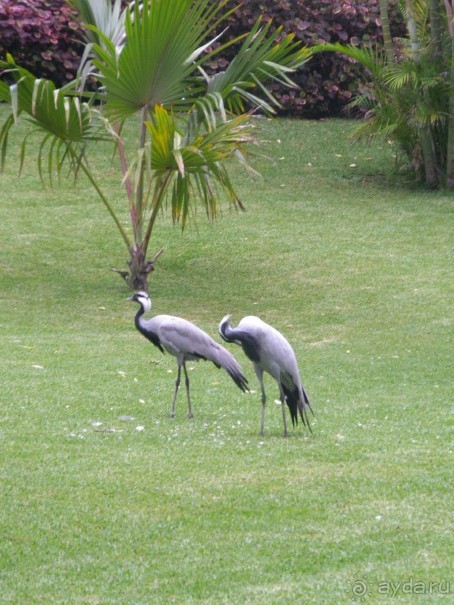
{"left": 129, "top": 292, "right": 248, "bottom": 418}
{"left": 219, "top": 315, "right": 314, "bottom": 436}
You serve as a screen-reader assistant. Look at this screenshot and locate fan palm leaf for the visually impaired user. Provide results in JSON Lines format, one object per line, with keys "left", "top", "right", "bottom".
{"left": 69, "top": 0, "right": 127, "bottom": 48}
{"left": 90, "top": 0, "right": 235, "bottom": 120}
{"left": 0, "top": 59, "right": 91, "bottom": 143}
{"left": 142, "top": 104, "right": 251, "bottom": 229}
{"left": 207, "top": 19, "right": 312, "bottom": 114}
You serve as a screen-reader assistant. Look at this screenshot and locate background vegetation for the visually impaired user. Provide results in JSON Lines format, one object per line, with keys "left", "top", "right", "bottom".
{"left": 206, "top": 0, "right": 405, "bottom": 117}
{"left": 314, "top": 1, "right": 454, "bottom": 189}
{"left": 1, "top": 0, "right": 312, "bottom": 289}
{"left": 1, "top": 109, "right": 452, "bottom": 603}
{"left": 0, "top": 0, "right": 82, "bottom": 86}
{"left": 4, "top": 1, "right": 451, "bottom": 188}
{"left": 0, "top": 0, "right": 405, "bottom": 117}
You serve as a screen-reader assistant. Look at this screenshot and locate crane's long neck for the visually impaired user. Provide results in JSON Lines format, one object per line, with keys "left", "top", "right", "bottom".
{"left": 219, "top": 317, "right": 241, "bottom": 344}
{"left": 219, "top": 316, "right": 260, "bottom": 363}
{"left": 134, "top": 304, "right": 148, "bottom": 336}
{"left": 133, "top": 301, "right": 164, "bottom": 353}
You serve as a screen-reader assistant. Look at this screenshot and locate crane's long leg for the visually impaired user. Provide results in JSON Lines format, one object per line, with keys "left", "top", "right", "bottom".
{"left": 182, "top": 362, "right": 193, "bottom": 419}
{"left": 170, "top": 364, "right": 182, "bottom": 418}
{"left": 279, "top": 384, "right": 289, "bottom": 438}
{"left": 254, "top": 366, "right": 266, "bottom": 436}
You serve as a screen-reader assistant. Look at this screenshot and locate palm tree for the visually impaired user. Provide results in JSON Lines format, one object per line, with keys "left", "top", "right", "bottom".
{"left": 313, "top": 0, "right": 452, "bottom": 189}
{"left": 0, "top": 0, "right": 311, "bottom": 290}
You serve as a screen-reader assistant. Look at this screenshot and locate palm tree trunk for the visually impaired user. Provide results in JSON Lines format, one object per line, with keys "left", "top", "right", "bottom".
{"left": 419, "top": 126, "right": 439, "bottom": 188}
{"left": 125, "top": 246, "right": 164, "bottom": 291}
{"left": 135, "top": 105, "right": 150, "bottom": 246}
{"left": 430, "top": 0, "right": 443, "bottom": 58}
{"left": 406, "top": 0, "right": 420, "bottom": 57}
{"left": 379, "top": 0, "right": 395, "bottom": 62}
{"left": 406, "top": 0, "right": 439, "bottom": 187}
{"left": 447, "top": 30, "right": 454, "bottom": 189}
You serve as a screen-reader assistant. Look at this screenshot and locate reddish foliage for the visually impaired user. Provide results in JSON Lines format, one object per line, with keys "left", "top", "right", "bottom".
{"left": 0, "top": 0, "right": 405, "bottom": 117}
{"left": 0, "top": 0, "right": 84, "bottom": 86}
{"left": 207, "top": 0, "right": 405, "bottom": 117}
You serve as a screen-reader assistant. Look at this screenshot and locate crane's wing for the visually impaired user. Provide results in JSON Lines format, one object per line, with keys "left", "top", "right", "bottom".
{"left": 155, "top": 316, "right": 248, "bottom": 392}
{"left": 153, "top": 316, "right": 217, "bottom": 358}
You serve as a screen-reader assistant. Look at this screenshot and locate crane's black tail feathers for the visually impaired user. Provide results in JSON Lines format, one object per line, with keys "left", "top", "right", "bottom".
{"left": 227, "top": 367, "right": 249, "bottom": 393}
{"left": 302, "top": 384, "right": 315, "bottom": 418}
{"left": 282, "top": 382, "right": 313, "bottom": 433}
{"left": 212, "top": 348, "right": 249, "bottom": 393}
{"left": 204, "top": 360, "right": 248, "bottom": 393}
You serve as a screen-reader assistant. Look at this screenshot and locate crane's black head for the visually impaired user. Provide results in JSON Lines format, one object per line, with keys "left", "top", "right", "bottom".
{"left": 128, "top": 291, "right": 151, "bottom": 312}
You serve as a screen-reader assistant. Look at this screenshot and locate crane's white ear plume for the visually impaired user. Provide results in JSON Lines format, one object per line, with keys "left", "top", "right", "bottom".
{"left": 219, "top": 314, "right": 233, "bottom": 342}
{"left": 128, "top": 291, "right": 152, "bottom": 312}
{"left": 220, "top": 313, "right": 232, "bottom": 324}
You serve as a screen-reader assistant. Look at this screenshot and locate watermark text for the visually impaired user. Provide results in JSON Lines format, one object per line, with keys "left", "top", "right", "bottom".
{"left": 348, "top": 576, "right": 451, "bottom": 601}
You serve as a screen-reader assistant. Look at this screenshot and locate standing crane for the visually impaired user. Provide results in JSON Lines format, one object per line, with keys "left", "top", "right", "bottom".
{"left": 129, "top": 292, "right": 248, "bottom": 418}
{"left": 219, "top": 314, "right": 314, "bottom": 437}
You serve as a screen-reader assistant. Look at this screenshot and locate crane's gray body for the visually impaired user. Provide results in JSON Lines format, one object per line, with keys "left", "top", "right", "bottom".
{"left": 139, "top": 313, "right": 248, "bottom": 382}
{"left": 219, "top": 315, "right": 313, "bottom": 436}
{"left": 130, "top": 292, "right": 248, "bottom": 418}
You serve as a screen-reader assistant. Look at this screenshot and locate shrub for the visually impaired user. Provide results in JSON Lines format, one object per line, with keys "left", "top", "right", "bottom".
{"left": 207, "top": 0, "right": 406, "bottom": 117}
{"left": 0, "top": 0, "right": 83, "bottom": 86}
{"left": 0, "top": 0, "right": 406, "bottom": 116}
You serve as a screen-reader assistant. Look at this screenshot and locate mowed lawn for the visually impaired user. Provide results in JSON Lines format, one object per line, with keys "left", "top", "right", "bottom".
{"left": 0, "top": 110, "right": 452, "bottom": 604}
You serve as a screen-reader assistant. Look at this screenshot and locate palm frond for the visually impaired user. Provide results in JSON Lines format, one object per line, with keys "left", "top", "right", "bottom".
{"left": 207, "top": 19, "right": 311, "bottom": 114}
{"left": 189, "top": 93, "right": 228, "bottom": 134}
{"left": 141, "top": 104, "right": 252, "bottom": 229}
{"left": 313, "top": 42, "right": 385, "bottom": 79}
{"left": 0, "top": 58, "right": 105, "bottom": 146}
{"left": 384, "top": 65, "right": 417, "bottom": 91}
{"left": 69, "top": 0, "right": 127, "bottom": 48}
{"left": 89, "top": 0, "right": 232, "bottom": 120}
{"left": 397, "top": 0, "right": 430, "bottom": 41}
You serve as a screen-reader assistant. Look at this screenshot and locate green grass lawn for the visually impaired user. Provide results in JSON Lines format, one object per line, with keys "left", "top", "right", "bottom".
{"left": 0, "top": 110, "right": 452, "bottom": 604}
